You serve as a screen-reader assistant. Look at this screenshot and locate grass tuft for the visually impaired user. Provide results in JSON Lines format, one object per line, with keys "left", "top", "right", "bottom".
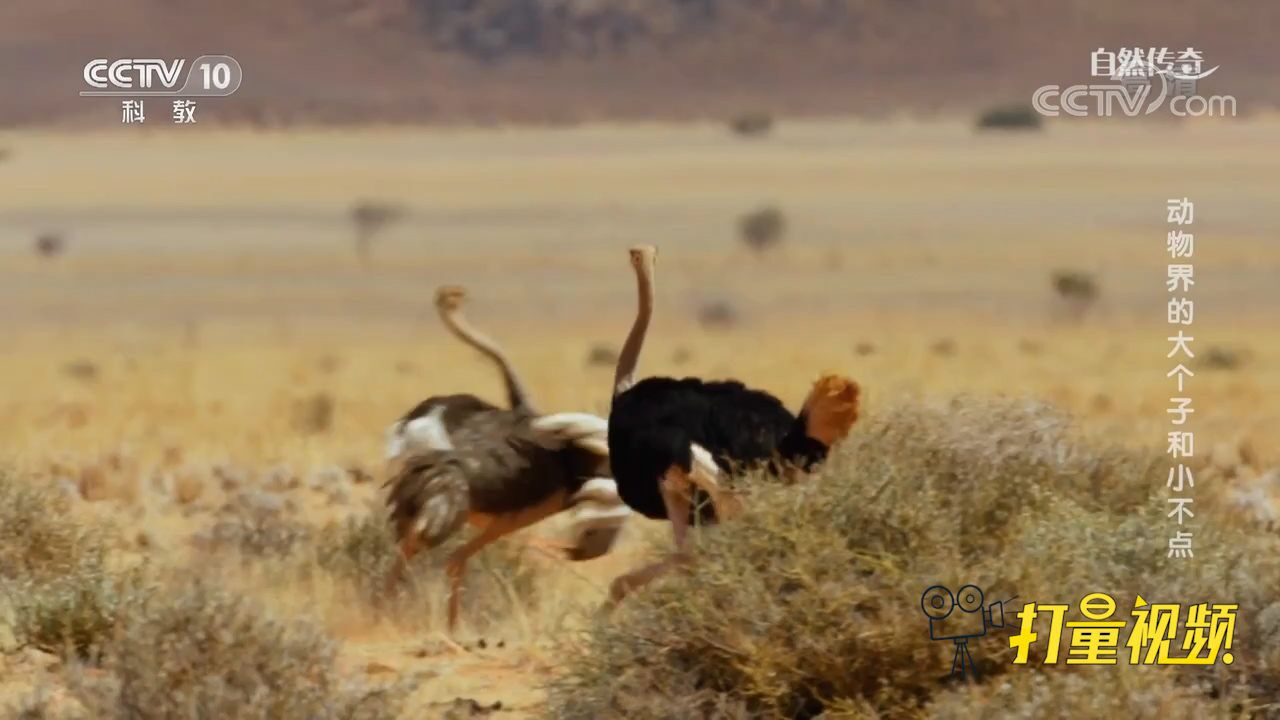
{"left": 0, "top": 472, "right": 139, "bottom": 658}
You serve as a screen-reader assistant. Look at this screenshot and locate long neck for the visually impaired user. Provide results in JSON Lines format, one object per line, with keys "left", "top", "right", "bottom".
{"left": 776, "top": 412, "right": 829, "bottom": 473}
{"left": 613, "top": 266, "right": 653, "bottom": 396}
{"left": 440, "top": 307, "right": 535, "bottom": 413}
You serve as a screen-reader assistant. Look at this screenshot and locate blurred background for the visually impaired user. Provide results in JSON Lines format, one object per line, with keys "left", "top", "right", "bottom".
{"left": 2, "top": 1, "right": 1276, "bottom": 458}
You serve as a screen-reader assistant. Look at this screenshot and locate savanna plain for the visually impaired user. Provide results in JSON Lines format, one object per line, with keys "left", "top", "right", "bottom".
{"left": 0, "top": 119, "right": 1277, "bottom": 718}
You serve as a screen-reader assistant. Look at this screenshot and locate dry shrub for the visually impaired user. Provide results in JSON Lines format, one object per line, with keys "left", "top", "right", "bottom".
{"left": 728, "top": 112, "right": 774, "bottom": 137}
{"left": 195, "top": 515, "right": 313, "bottom": 558}
{"left": 976, "top": 104, "right": 1043, "bottom": 131}
{"left": 548, "top": 397, "right": 1280, "bottom": 718}
{"left": 34, "top": 232, "right": 66, "bottom": 259}
{"left": 0, "top": 472, "right": 136, "bottom": 657}
{"left": 61, "top": 360, "right": 97, "bottom": 381}
{"left": 76, "top": 464, "right": 138, "bottom": 504}
{"left": 1201, "top": 346, "right": 1247, "bottom": 371}
{"left": 0, "top": 473, "right": 101, "bottom": 583}
{"left": 160, "top": 446, "right": 184, "bottom": 468}
{"left": 196, "top": 492, "right": 311, "bottom": 558}
{"left": 7, "top": 565, "right": 144, "bottom": 660}
{"left": 738, "top": 206, "right": 786, "bottom": 254}
{"left": 586, "top": 343, "right": 620, "bottom": 368}
{"left": 67, "top": 581, "right": 408, "bottom": 720}
{"left": 292, "top": 393, "right": 335, "bottom": 435}
{"left": 171, "top": 471, "right": 204, "bottom": 505}
{"left": 317, "top": 353, "right": 343, "bottom": 374}
{"left": 2, "top": 688, "right": 82, "bottom": 720}
{"left": 314, "top": 513, "right": 399, "bottom": 595}
{"left": 697, "top": 299, "right": 740, "bottom": 330}
{"left": 350, "top": 200, "right": 406, "bottom": 266}
{"left": 929, "top": 337, "right": 957, "bottom": 357}
{"left": 923, "top": 665, "right": 1245, "bottom": 720}
{"left": 1050, "top": 270, "right": 1099, "bottom": 321}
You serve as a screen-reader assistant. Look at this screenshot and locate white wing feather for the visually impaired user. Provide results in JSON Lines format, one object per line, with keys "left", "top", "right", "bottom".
{"left": 528, "top": 412, "right": 609, "bottom": 456}
{"left": 384, "top": 406, "right": 457, "bottom": 487}
{"left": 385, "top": 405, "right": 455, "bottom": 462}
{"left": 563, "top": 476, "right": 630, "bottom": 560}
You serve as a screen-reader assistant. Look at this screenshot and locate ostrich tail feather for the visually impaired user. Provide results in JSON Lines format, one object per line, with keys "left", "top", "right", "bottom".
{"left": 385, "top": 452, "right": 470, "bottom": 547}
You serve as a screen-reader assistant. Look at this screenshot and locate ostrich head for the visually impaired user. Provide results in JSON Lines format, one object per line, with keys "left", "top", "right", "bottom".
{"left": 614, "top": 245, "right": 657, "bottom": 396}
{"left": 799, "top": 374, "right": 861, "bottom": 447}
{"left": 629, "top": 244, "right": 657, "bottom": 276}
{"left": 435, "top": 285, "right": 467, "bottom": 314}
{"left": 433, "top": 284, "right": 535, "bottom": 413}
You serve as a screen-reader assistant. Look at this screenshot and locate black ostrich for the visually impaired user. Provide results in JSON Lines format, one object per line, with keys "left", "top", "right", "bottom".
{"left": 605, "top": 245, "right": 861, "bottom": 604}
{"left": 383, "top": 286, "right": 629, "bottom": 630}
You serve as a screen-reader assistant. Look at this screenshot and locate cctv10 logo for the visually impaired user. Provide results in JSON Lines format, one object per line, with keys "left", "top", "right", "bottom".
{"left": 82, "top": 55, "right": 242, "bottom": 97}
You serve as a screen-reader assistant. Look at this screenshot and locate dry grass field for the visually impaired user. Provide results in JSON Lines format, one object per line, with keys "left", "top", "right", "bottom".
{"left": 0, "top": 119, "right": 1277, "bottom": 717}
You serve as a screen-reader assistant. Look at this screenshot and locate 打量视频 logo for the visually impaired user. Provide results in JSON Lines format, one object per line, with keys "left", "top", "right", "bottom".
{"left": 920, "top": 584, "right": 1012, "bottom": 680}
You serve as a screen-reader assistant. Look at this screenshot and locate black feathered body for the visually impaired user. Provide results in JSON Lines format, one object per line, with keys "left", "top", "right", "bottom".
{"left": 386, "top": 393, "right": 608, "bottom": 542}
{"left": 607, "top": 377, "right": 827, "bottom": 521}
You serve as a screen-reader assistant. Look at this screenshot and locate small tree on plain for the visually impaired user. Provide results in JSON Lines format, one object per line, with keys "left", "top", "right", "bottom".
{"left": 350, "top": 201, "right": 405, "bottom": 266}
{"left": 976, "top": 104, "right": 1043, "bottom": 131}
{"left": 1051, "top": 269, "right": 1099, "bottom": 321}
{"left": 697, "top": 299, "right": 740, "bottom": 330}
{"left": 738, "top": 206, "right": 786, "bottom": 255}
{"left": 34, "top": 232, "right": 65, "bottom": 259}
{"left": 728, "top": 112, "right": 774, "bottom": 137}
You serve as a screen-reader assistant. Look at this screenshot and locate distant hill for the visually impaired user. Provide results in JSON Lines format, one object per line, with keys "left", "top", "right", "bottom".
{"left": 2, "top": 0, "right": 1276, "bottom": 126}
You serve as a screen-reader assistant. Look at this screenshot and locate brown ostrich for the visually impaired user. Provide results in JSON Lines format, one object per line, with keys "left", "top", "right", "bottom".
{"left": 383, "top": 286, "right": 628, "bottom": 630}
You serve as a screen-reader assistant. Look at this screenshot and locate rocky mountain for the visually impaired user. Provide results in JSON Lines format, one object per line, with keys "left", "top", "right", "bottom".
{"left": 2, "top": 0, "right": 1275, "bottom": 126}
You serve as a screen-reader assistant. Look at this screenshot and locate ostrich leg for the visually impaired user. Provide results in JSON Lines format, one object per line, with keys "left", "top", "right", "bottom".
{"left": 442, "top": 489, "right": 569, "bottom": 631}
{"left": 605, "top": 466, "right": 694, "bottom": 607}
{"left": 384, "top": 533, "right": 424, "bottom": 599}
